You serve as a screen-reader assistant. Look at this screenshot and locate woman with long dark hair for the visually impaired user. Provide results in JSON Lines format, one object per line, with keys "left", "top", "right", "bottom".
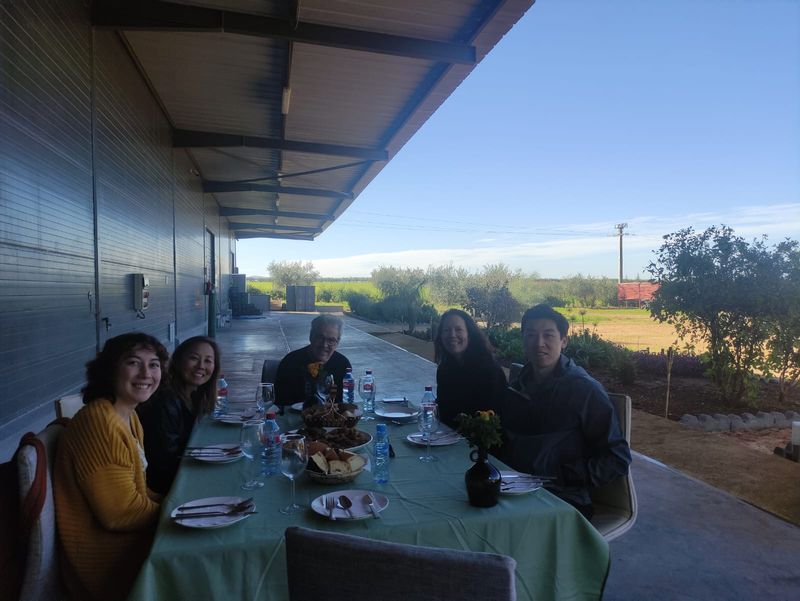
{"left": 137, "top": 336, "right": 221, "bottom": 494}
{"left": 55, "top": 333, "right": 167, "bottom": 601}
{"left": 434, "top": 309, "right": 507, "bottom": 426}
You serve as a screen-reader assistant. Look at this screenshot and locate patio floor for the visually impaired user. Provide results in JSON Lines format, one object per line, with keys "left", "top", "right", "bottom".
{"left": 217, "top": 312, "right": 800, "bottom": 601}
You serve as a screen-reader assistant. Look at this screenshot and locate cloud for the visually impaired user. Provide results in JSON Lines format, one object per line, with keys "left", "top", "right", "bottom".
{"left": 241, "top": 203, "right": 799, "bottom": 278}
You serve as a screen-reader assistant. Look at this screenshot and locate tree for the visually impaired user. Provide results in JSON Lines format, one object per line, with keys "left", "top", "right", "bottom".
{"left": 647, "top": 226, "right": 776, "bottom": 404}
{"left": 763, "top": 240, "right": 800, "bottom": 402}
{"left": 370, "top": 266, "right": 428, "bottom": 333}
{"left": 267, "top": 261, "right": 319, "bottom": 288}
{"left": 426, "top": 263, "right": 471, "bottom": 307}
{"left": 464, "top": 285, "right": 522, "bottom": 331}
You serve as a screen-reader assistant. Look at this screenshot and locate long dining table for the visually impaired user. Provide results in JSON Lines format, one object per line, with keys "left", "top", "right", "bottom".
{"left": 127, "top": 408, "right": 610, "bottom": 601}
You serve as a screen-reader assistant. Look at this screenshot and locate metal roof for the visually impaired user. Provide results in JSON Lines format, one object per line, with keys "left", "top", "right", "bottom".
{"left": 93, "top": 0, "right": 535, "bottom": 240}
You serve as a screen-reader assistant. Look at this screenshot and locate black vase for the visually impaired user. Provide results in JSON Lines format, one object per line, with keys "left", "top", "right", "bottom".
{"left": 465, "top": 447, "right": 501, "bottom": 507}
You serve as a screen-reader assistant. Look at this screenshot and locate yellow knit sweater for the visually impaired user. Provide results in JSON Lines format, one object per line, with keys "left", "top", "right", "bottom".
{"left": 54, "top": 399, "right": 160, "bottom": 601}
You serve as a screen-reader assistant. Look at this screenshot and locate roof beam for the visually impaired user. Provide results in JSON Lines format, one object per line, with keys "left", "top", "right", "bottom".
{"left": 227, "top": 222, "right": 323, "bottom": 234}
{"left": 219, "top": 207, "right": 329, "bottom": 221}
{"left": 204, "top": 180, "right": 351, "bottom": 200}
{"left": 235, "top": 232, "right": 313, "bottom": 241}
{"left": 174, "top": 129, "right": 387, "bottom": 161}
{"left": 92, "top": 1, "right": 476, "bottom": 64}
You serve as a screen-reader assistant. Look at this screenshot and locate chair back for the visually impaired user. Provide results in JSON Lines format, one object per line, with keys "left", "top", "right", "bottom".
{"left": 54, "top": 394, "right": 83, "bottom": 420}
{"left": 261, "top": 359, "right": 280, "bottom": 386}
{"left": 16, "top": 421, "right": 67, "bottom": 601}
{"left": 285, "top": 526, "right": 517, "bottom": 601}
{"left": 590, "top": 393, "right": 638, "bottom": 541}
{"left": 509, "top": 362, "right": 524, "bottom": 385}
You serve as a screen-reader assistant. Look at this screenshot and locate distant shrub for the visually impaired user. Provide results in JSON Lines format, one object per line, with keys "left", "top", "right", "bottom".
{"left": 633, "top": 350, "right": 705, "bottom": 378}
{"left": 487, "top": 327, "right": 524, "bottom": 365}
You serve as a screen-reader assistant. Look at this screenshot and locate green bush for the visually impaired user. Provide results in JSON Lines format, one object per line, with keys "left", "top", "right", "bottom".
{"left": 565, "top": 330, "right": 636, "bottom": 383}
{"left": 487, "top": 327, "right": 525, "bottom": 365}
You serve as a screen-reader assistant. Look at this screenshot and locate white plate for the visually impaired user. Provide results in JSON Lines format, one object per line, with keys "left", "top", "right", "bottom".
{"left": 406, "top": 431, "right": 463, "bottom": 447}
{"left": 289, "top": 402, "right": 304, "bottom": 413}
{"left": 375, "top": 405, "right": 420, "bottom": 421}
{"left": 214, "top": 409, "right": 260, "bottom": 425}
{"left": 171, "top": 496, "right": 255, "bottom": 528}
{"left": 500, "top": 471, "right": 543, "bottom": 496}
{"left": 187, "top": 444, "right": 243, "bottom": 464}
{"left": 310, "top": 490, "right": 389, "bottom": 521}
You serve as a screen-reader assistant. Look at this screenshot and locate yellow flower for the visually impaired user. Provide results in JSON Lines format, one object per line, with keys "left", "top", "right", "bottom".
{"left": 307, "top": 362, "right": 323, "bottom": 379}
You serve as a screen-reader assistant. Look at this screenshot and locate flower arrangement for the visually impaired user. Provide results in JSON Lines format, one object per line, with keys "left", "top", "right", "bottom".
{"left": 455, "top": 410, "right": 503, "bottom": 450}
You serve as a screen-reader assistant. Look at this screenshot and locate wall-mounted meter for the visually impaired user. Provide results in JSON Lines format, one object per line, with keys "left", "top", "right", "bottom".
{"left": 133, "top": 274, "right": 150, "bottom": 313}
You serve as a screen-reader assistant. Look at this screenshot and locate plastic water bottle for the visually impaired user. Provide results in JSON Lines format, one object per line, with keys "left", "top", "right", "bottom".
{"left": 214, "top": 375, "right": 229, "bottom": 417}
{"left": 260, "top": 411, "right": 281, "bottom": 477}
{"left": 359, "top": 369, "right": 376, "bottom": 413}
{"left": 421, "top": 385, "right": 436, "bottom": 405}
{"left": 373, "top": 423, "right": 390, "bottom": 484}
{"left": 342, "top": 368, "right": 355, "bottom": 403}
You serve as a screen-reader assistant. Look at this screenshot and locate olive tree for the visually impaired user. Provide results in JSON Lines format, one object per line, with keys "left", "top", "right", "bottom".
{"left": 370, "top": 266, "right": 428, "bottom": 333}
{"left": 647, "top": 226, "right": 775, "bottom": 404}
{"left": 267, "top": 260, "right": 319, "bottom": 287}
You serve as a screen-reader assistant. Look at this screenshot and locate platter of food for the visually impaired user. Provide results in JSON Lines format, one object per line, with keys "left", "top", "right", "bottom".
{"left": 301, "top": 402, "right": 362, "bottom": 428}
{"left": 294, "top": 426, "right": 372, "bottom": 452}
{"left": 305, "top": 441, "right": 367, "bottom": 484}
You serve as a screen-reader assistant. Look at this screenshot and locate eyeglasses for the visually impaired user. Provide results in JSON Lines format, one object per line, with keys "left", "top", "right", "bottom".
{"left": 313, "top": 336, "right": 340, "bottom": 347}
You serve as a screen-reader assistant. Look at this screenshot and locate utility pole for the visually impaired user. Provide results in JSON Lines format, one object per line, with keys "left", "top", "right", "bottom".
{"left": 615, "top": 223, "right": 628, "bottom": 283}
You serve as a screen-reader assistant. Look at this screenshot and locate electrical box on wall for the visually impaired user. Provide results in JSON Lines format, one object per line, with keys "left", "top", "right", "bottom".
{"left": 133, "top": 274, "right": 150, "bottom": 312}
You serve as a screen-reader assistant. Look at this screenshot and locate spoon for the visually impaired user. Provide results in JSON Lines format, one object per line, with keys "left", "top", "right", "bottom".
{"left": 337, "top": 495, "right": 354, "bottom": 518}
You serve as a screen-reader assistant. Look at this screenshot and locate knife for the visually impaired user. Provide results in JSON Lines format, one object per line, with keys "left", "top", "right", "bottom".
{"left": 174, "top": 510, "right": 257, "bottom": 519}
{"left": 364, "top": 493, "right": 381, "bottom": 519}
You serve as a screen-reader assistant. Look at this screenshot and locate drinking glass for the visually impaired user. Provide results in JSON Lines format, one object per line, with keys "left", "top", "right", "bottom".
{"left": 240, "top": 421, "right": 265, "bottom": 490}
{"left": 255, "top": 383, "right": 275, "bottom": 415}
{"left": 418, "top": 402, "right": 439, "bottom": 463}
{"left": 279, "top": 434, "right": 307, "bottom": 514}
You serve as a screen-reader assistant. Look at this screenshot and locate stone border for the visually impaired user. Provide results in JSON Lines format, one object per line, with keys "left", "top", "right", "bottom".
{"left": 679, "top": 411, "right": 800, "bottom": 432}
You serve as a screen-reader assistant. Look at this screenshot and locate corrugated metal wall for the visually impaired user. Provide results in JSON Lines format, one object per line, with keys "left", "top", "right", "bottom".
{"left": 0, "top": 0, "right": 234, "bottom": 456}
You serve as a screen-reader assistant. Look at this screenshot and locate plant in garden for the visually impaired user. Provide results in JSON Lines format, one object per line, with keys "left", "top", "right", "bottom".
{"left": 267, "top": 260, "right": 319, "bottom": 288}
{"left": 426, "top": 263, "right": 472, "bottom": 308}
{"left": 371, "top": 266, "right": 427, "bottom": 333}
{"left": 647, "top": 226, "right": 786, "bottom": 404}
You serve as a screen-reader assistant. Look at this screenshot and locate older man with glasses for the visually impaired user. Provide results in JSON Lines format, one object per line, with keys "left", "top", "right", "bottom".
{"left": 275, "top": 315, "right": 352, "bottom": 408}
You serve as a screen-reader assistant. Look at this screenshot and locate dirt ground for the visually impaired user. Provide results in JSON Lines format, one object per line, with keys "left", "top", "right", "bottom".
{"left": 594, "top": 368, "right": 800, "bottom": 455}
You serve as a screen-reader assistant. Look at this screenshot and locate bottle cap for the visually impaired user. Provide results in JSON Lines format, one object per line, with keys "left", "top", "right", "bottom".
{"left": 424, "top": 385, "right": 433, "bottom": 391}
{"left": 345, "top": 367, "right": 352, "bottom": 373}
{"left": 366, "top": 369, "right": 373, "bottom": 374}
{"left": 266, "top": 411, "right": 277, "bottom": 419}
{"left": 376, "top": 423, "right": 387, "bottom": 434}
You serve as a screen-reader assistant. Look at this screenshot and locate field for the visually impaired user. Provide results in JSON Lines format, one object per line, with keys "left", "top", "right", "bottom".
{"left": 556, "top": 308, "right": 695, "bottom": 353}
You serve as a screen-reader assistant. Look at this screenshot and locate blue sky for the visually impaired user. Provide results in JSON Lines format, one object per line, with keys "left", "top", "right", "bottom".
{"left": 237, "top": 0, "right": 800, "bottom": 279}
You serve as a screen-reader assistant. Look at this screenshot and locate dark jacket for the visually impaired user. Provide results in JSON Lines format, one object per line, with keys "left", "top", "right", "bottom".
{"left": 499, "top": 355, "right": 631, "bottom": 509}
{"left": 436, "top": 357, "right": 507, "bottom": 427}
{"left": 275, "top": 347, "right": 351, "bottom": 407}
{"left": 136, "top": 389, "right": 196, "bottom": 495}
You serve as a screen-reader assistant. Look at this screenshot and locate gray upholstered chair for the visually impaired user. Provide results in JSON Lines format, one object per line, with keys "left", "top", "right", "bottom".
{"left": 590, "top": 393, "right": 638, "bottom": 541}
{"left": 261, "top": 359, "right": 280, "bottom": 386}
{"left": 285, "top": 526, "right": 517, "bottom": 601}
{"left": 54, "top": 394, "right": 83, "bottom": 420}
{"left": 16, "top": 421, "right": 67, "bottom": 601}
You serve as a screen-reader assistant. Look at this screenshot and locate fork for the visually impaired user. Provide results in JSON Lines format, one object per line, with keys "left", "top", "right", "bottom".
{"left": 324, "top": 495, "right": 336, "bottom": 521}
{"left": 176, "top": 497, "right": 253, "bottom": 513}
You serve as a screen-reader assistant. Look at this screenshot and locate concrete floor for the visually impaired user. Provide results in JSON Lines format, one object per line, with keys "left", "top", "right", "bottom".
{"left": 218, "top": 312, "right": 800, "bottom": 600}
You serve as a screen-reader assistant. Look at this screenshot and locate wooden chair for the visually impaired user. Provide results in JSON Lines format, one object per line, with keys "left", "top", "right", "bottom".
{"left": 285, "top": 526, "right": 517, "bottom": 601}
{"left": 590, "top": 393, "right": 638, "bottom": 541}
{"left": 16, "top": 421, "right": 68, "bottom": 601}
{"left": 54, "top": 394, "right": 83, "bottom": 420}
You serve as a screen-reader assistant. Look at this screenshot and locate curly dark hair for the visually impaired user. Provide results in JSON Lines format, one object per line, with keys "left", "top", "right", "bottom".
{"left": 434, "top": 309, "right": 496, "bottom": 366}
{"left": 82, "top": 333, "right": 169, "bottom": 404}
{"left": 167, "top": 336, "right": 221, "bottom": 415}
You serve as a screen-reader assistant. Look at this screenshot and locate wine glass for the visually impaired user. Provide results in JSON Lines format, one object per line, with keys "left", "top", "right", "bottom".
{"left": 255, "top": 383, "right": 275, "bottom": 415}
{"left": 279, "top": 434, "right": 307, "bottom": 514}
{"left": 418, "top": 402, "right": 439, "bottom": 463}
{"left": 240, "top": 421, "right": 265, "bottom": 490}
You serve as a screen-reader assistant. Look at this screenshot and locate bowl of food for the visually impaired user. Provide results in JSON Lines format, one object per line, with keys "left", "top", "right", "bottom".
{"left": 306, "top": 441, "right": 367, "bottom": 484}
{"left": 296, "top": 426, "right": 372, "bottom": 452}
{"left": 301, "top": 402, "right": 362, "bottom": 428}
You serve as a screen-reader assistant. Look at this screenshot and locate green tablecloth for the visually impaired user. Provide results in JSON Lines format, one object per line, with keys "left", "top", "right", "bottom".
{"left": 128, "top": 413, "right": 609, "bottom": 601}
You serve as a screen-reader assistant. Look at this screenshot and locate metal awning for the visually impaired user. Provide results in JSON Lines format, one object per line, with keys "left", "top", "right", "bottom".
{"left": 93, "top": 0, "right": 534, "bottom": 240}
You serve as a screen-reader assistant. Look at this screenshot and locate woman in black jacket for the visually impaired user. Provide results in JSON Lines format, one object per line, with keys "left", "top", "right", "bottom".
{"left": 137, "top": 336, "right": 220, "bottom": 494}
{"left": 434, "top": 309, "right": 507, "bottom": 427}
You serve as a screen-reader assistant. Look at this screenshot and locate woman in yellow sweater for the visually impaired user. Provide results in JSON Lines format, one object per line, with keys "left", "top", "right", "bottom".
{"left": 55, "top": 333, "right": 167, "bottom": 601}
